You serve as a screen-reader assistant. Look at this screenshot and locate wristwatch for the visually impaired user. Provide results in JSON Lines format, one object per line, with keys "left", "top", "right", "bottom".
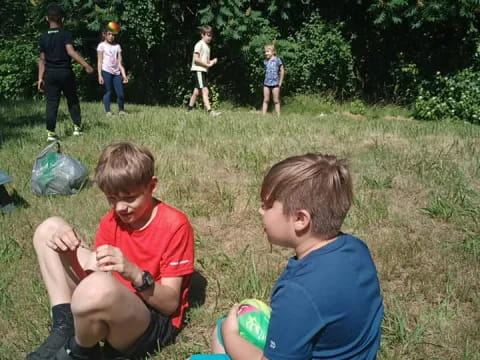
{"left": 132, "top": 271, "right": 155, "bottom": 292}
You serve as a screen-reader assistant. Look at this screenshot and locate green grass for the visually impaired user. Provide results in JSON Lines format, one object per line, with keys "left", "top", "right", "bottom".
{"left": 1, "top": 96, "right": 479, "bottom": 359}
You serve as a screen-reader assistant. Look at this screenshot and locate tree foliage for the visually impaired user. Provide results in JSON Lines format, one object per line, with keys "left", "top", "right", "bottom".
{"left": 1, "top": 0, "right": 479, "bottom": 111}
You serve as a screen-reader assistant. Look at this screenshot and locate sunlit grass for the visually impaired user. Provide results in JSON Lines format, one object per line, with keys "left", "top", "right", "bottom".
{"left": 0, "top": 96, "right": 479, "bottom": 359}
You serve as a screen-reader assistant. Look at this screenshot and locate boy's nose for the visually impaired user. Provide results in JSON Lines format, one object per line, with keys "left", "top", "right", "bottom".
{"left": 115, "top": 201, "right": 128, "bottom": 212}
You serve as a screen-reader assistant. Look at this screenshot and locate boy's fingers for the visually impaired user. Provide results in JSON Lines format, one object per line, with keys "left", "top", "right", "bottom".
{"left": 228, "top": 304, "right": 240, "bottom": 317}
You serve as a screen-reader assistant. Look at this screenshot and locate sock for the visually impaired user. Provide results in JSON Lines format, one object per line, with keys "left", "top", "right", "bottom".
{"left": 51, "top": 303, "right": 74, "bottom": 334}
{"left": 67, "top": 337, "right": 101, "bottom": 359}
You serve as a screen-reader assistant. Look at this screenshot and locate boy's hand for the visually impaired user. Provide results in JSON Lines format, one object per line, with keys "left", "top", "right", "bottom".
{"left": 85, "top": 64, "right": 94, "bottom": 74}
{"left": 37, "top": 79, "right": 45, "bottom": 92}
{"left": 95, "top": 244, "right": 140, "bottom": 281}
{"left": 209, "top": 58, "right": 218, "bottom": 67}
{"left": 222, "top": 304, "right": 241, "bottom": 336}
{"left": 47, "top": 226, "right": 81, "bottom": 252}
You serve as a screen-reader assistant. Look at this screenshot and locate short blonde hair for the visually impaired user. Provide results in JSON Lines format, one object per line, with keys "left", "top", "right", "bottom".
{"left": 264, "top": 44, "right": 276, "bottom": 54}
{"left": 94, "top": 142, "right": 155, "bottom": 195}
{"left": 261, "top": 153, "right": 353, "bottom": 239}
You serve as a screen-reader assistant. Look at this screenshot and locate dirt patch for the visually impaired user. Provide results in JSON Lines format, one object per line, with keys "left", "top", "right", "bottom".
{"left": 384, "top": 115, "right": 414, "bottom": 121}
{"left": 336, "top": 111, "right": 366, "bottom": 121}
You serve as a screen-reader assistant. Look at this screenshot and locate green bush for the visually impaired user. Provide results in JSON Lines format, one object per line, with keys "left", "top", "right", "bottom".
{"left": 413, "top": 68, "right": 480, "bottom": 124}
{"left": 290, "top": 14, "right": 356, "bottom": 99}
{"left": 239, "top": 14, "right": 356, "bottom": 104}
{"left": 0, "top": 37, "right": 38, "bottom": 100}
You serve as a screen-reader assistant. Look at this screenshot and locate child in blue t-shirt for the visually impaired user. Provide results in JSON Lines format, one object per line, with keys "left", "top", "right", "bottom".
{"left": 262, "top": 44, "right": 284, "bottom": 116}
{"left": 206, "top": 153, "right": 384, "bottom": 360}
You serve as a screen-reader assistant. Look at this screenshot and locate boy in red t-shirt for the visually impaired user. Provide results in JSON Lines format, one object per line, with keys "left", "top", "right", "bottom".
{"left": 27, "top": 142, "right": 195, "bottom": 360}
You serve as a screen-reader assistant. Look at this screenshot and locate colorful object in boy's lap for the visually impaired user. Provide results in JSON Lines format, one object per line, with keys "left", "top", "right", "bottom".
{"left": 237, "top": 299, "right": 271, "bottom": 350}
{"left": 107, "top": 21, "right": 120, "bottom": 34}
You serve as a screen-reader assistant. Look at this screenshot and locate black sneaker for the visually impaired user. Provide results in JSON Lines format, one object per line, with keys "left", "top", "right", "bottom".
{"left": 54, "top": 340, "right": 103, "bottom": 360}
{"left": 26, "top": 328, "right": 71, "bottom": 360}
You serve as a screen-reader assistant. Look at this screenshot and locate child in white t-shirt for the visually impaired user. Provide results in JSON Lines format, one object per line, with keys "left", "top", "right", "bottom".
{"left": 97, "top": 26, "right": 128, "bottom": 115}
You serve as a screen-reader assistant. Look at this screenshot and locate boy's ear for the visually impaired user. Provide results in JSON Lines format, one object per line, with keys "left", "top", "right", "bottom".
{"left": 293, "top": 209, "right": 311, "bottom": 232}
{"left": 149, "top": 176, "right": 158, "bottom": 193}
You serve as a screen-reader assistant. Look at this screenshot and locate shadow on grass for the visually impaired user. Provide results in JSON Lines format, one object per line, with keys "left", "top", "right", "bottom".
{"left": 0, "top": 107, "right": 45, "bottom": 146}
{"left": 188, "top": 270, "right": 207, "bottom": 309}
{"left": 0, "top": 186, "right": 29, "bottom": 213}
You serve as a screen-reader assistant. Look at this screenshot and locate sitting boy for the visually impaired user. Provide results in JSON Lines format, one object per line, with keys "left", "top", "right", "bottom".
{"left": 211, "top": 154, "right": 384, "bottom": 359}
{"left": 27, "top": 142, "right": 195, "bottom": 360}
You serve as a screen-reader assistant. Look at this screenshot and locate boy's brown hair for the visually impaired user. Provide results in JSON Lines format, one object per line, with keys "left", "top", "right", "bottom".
{"left": 94, "top": 142, "right": 155, "bottom": 195}
{"left": 200, "top": 24, "right": 213, "bottom": 35}
{"left": 261, "top": 153, "right": 353, "bottom": 239}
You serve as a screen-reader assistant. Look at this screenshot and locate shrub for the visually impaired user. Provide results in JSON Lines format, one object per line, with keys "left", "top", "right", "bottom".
{"left": 239, "top": 14, "right": 357, "bottom": 105}
{"left": 413, "top": 68, "right": 480, "bottom": 124}
{"left": 290, "top": 14, "right": 356, "bottom": 99}
{"left": 0, "top": 37, "right": 38, "bottom": 100}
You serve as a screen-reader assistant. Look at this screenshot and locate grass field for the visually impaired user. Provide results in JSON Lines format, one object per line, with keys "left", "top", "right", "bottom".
{"left": 0, "top": 96, "right": 479, "bottom": 359}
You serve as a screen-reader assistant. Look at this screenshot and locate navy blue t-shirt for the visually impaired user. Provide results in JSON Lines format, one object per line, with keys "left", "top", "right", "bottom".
{"left": 263, "top": 234, "right": 384, "bottom": 360}
{"left": 39, "top": 28, "right": 73, "bottom": 69}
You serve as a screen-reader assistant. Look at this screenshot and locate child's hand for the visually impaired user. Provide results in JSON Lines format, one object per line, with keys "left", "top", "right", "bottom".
{"left": 85, "top": 64, "right": 94, "bottom": 74}
{"left": 209, "top": 58, "right": 218, "bottom": 67}
{"left": 222, "top": 304, "right": 241, "bottom": 337}
{"left": 122, "top": 76, "right": 128, "bottom": 84}
{"left": 98, "top": 76, "right": 104, "bottom": 85}
{"left": 95, "top": 244, "right": 139, "bottom": 281}
{"left": 37, "top": 79, "right": 44, "bottom": 92}
{"left": 47, "top": 226, "right": 81, "bottom": 252}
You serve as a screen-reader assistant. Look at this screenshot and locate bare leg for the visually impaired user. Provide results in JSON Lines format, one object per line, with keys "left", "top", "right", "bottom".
{"left": 202, "top": 87, "right": 211, "bottom": 111}
{"left": 71, "top": 271, "right": 151, "bottom": 350}
{"left": 272, "top": 86, "right": 281, "bottom": 116}
{"left": 27, "top": 217, "right": 93, "bottom": 359}
{"left": 189, "top": 88, "right": 199, "bottom": 107}
{"left": 262, "top": 86, "right": 270, "bottom": 115}
{"left": 33, "top": 217, "right": 92, "bottom": 305}
{"left": 211, "top": 323, "right": 227, "bottom": 354}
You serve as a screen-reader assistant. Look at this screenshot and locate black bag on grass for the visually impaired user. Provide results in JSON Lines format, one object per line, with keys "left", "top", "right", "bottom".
{"left": 31, "top": 141, "right": 88, "bottom": 196}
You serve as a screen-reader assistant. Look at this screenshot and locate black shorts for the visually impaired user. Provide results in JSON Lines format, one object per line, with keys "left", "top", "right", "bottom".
{"left": 103, "top": 308, "right": 179, "bottom": 360}
{"left": 192, "top": 71, "right": 208, "bottom": 89}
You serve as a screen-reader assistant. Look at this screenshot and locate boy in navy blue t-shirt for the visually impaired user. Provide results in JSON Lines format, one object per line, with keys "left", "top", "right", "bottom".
{"left": 212, "top": 154, "right": 384, "bottom": 359}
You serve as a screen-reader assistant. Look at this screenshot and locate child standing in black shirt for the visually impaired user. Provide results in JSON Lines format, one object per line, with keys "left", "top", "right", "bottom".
{"left": 38, "top": 4, "right": 93, "bottom": 142}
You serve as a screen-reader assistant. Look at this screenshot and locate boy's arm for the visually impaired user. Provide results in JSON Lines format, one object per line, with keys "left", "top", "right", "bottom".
{"left": 66, "top": 44, "right": 94, "bottom": 73}
{"left": 136, "top": 276, "right": 182, "bottom": 315}
{"left": 279, "top": 65, "right": 285, "bottom": 87}
{"left": 118, "top": 51, "right": 128, "bottom": 83}
{"left": 95, "top": 244, "right": 183, "bottom": 315}
{"left": 193, "top": 52, "right": 216, "bottom": 68}
{"left": 38, "top": 52, "right": 46, "bottom": 92}
{"left": 221, "top": 305, "right": 268, "bottom": 360}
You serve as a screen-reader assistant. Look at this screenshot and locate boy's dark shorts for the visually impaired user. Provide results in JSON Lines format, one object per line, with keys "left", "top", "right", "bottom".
{"left": 192, "top": 71, "right": 209, "bottom": 89}
{"left": 103, "top": 307, "right": 179, "bottom": 360}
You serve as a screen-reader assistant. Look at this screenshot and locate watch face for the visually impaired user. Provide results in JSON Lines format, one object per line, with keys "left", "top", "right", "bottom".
{"left": 144, "top": 271, "right": 154, "bottom": 287}
{"left": 135, "top": 271, "right": 154, "bottom": 292}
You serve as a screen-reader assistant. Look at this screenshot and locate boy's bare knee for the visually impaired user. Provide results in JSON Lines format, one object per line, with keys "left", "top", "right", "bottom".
{"left": 33, "top": 216, "right": 66, "bottom": 247}
{"left": 72, "top": 272, "right": 117, "bottom": 313}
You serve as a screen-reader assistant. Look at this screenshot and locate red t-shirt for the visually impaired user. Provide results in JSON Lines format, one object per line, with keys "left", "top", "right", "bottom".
{"left": 94, "top": 201, "right": 195, "bottom": 328}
